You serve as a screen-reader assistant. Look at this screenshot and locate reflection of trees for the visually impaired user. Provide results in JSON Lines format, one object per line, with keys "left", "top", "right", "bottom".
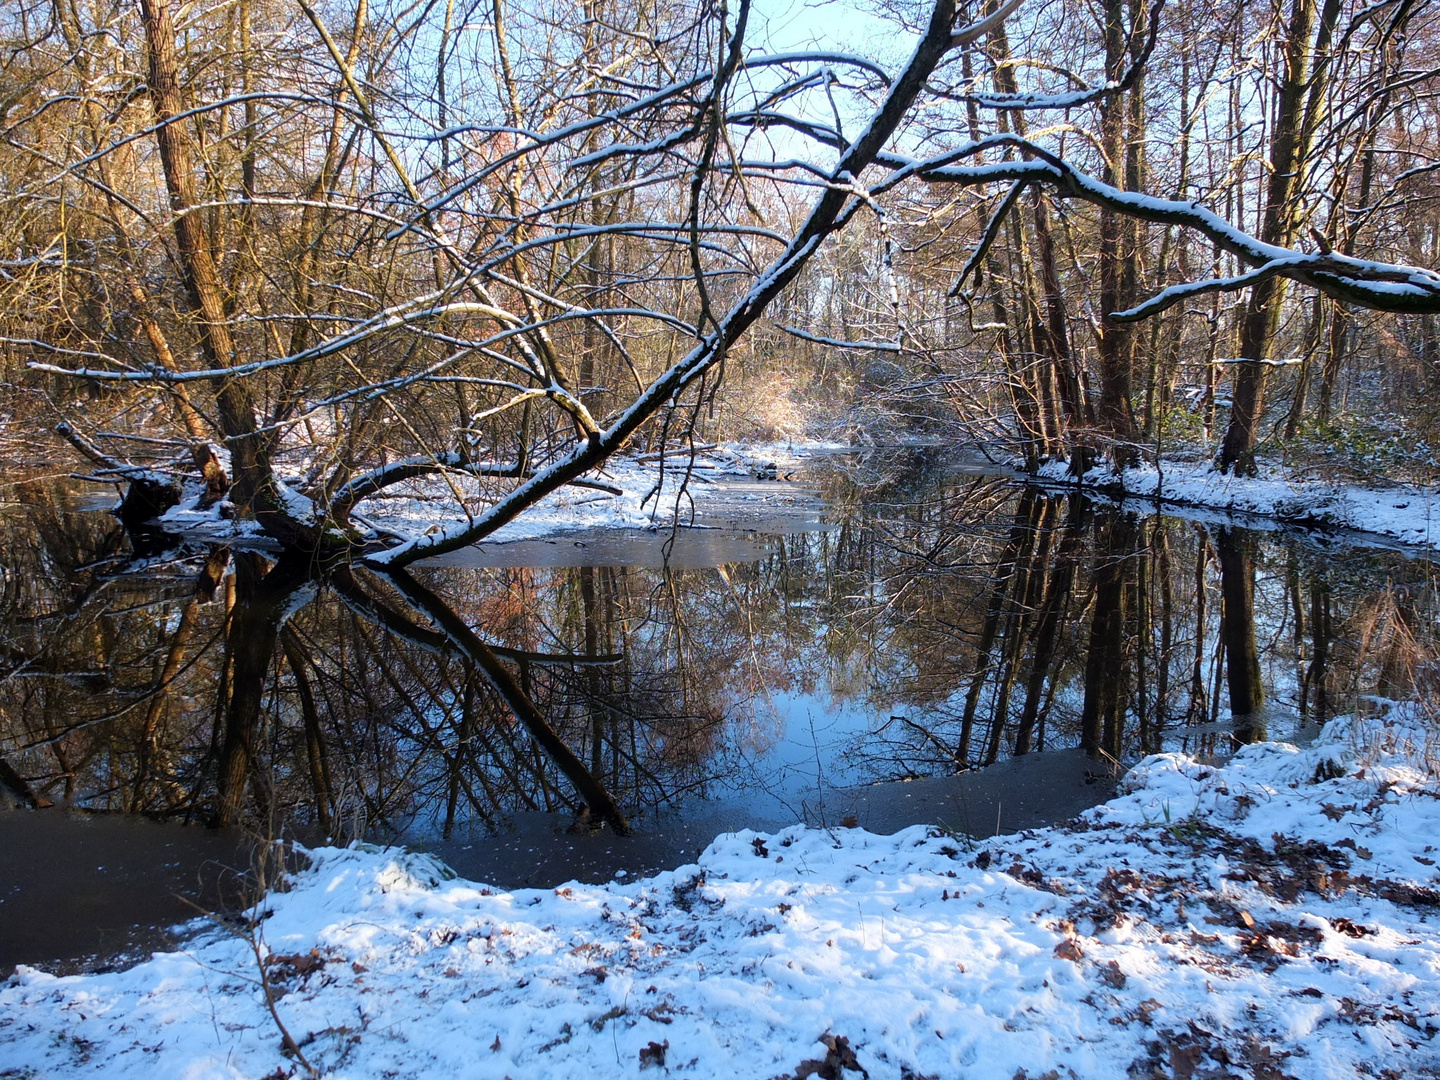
{"left": 215, "top": 553, "right": 313, "bottom": 826}
{"left": 1, "top": 490, "right": 831, "bottom": 832}
{"left": 1080, "top": 511, "right": 1139, "bottom": 760}
{"left": 1015, "top": 498, "right": 1088, "bottom": 755}
{"left": 383, "top": 568, "right": 632, "bottom": 833}
{"left": 0, "top": 481, "right": 223, "bottom": 812}
{"left": 1217, "top": 528, "right": 1265, "bottom": 745}
{"left": 2, "top": 467, "right": 1438, "bottom": 833}
{"left": 837, "top": 479, "right": 1440, "bottom": 774}
{"left": 0, "top": 492, "right": 635, "bottom": 830}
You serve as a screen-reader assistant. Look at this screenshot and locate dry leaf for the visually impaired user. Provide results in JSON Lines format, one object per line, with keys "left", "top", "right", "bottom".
{"left": 639, "top": 1040, "right": 668, "bottom": 1069}
{"left": 794, "top": 1033, "right": 867, "bottom": 1079}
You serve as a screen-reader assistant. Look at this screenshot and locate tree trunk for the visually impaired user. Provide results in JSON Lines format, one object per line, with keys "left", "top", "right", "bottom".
{"left": 1218, "top": 0, "right": 1342, "bottom": 472}
{"left": 1094, "top": 0, "right": 1141, "bottom": 462}
{"left": 1216, "top": 528, "right": 1265, "bottom": 743}
{"left": 138, "top": 0, "right": 282, "bottom": 526}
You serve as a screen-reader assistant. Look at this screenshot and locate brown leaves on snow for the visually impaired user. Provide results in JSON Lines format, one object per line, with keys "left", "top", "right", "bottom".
{"left": 1130, "top": 1025, "right": 1296, "bottom": 1080}
{"left": 639, "top": 1039, "right": 668, "bottom": 1069}
{"left": 793, "top": 1033, "right": 868, "bottom": 1080}
{"left": 264, "top": 949, "right": 327, "bottom": 981}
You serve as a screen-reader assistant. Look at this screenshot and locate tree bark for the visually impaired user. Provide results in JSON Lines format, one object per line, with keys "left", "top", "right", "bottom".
{"left": 1218, "top": 0, "right": 1342, "bottom": 472}
{"left": 138, "top": 0, "right": 279, "bottom": 522}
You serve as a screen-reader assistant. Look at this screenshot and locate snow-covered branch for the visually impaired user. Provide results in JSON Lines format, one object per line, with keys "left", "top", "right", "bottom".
{"left": 777, "top": 324, "right": 901, "bottom": 352}
{"left": 960, "top": 0, "right": 1164, "bottom": 111}
{"left": 901, "top": 135, "right": 1440, "bottom": 316}
{"left": 326, "top": 453, "right": 622, "bottom": 526}
{"left": 368, "top": 0, "right": 975, "bottom": 567}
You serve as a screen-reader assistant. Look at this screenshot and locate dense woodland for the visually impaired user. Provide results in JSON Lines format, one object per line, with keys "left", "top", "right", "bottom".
{"left": 3, "top": 0, "right": 1440, "bottom": 558}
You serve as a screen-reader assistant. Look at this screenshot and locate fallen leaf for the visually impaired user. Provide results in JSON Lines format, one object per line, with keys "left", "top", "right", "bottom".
{"left": 1135, "top": 999, "right": 1163, "bottom": 1025}
{"left": 264, "top": 950, "right": 325, "bottom": 979}
{"left": 1165, "top": 1035, "right": 1204, "bottom": 1079}
{"left": 1331, "top": 918, "right": 1371, "bottom": 937}
{"left": 794, "top": 1033, "right": 867, "bottom": 1079}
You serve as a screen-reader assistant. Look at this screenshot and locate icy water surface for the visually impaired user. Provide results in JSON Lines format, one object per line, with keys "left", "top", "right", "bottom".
{"left": 2, "top": 451, "right": 1437, "bottom": 969}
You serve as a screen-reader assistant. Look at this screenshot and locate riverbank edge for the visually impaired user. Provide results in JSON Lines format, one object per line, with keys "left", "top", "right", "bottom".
{"left": 1027, "top": 455, "right": 1440, "bottom": 551}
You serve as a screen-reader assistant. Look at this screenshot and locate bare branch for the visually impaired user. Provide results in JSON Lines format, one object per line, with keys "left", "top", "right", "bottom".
{"left": 776, "top": 325, "right": 901, "bottom": 352}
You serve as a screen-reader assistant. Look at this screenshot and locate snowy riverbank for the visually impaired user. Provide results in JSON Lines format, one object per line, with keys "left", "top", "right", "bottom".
{"left": 156, "top": 443, "right": 833, "bottom": 547}
{"left": 4, "top": 711, "right": 1438, "bottom": 1078}
{"left": 149, "top": 440, "right": 1440, "bottom": 557}
{"left": 1034, "top": 456, "right": 1440, "bottom": 551}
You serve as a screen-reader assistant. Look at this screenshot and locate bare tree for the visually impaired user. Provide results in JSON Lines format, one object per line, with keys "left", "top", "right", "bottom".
{"left": 13, "top": 0, "right": 1440, "bottom": 558}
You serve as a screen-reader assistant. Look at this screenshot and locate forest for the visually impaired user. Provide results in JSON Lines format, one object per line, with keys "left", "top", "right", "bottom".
{"left": 3, "top": 0, "right": 1440, "bottom": 550}
{"left": 5, "top": 0, "right": 1440, "bottom": 1075}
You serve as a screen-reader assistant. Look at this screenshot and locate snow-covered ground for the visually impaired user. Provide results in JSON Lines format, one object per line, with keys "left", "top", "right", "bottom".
{"left": 1035, "top": 457, "right": 1440, "bottom": 551}
{"left": 156, "top": 444, "right": 831, "bottom": 547}
{"left": 153, "top": 440, "right": 1440, "bottom": 556}
{"left": 5, "top": 711, "right": 1439, "bottom": 1078}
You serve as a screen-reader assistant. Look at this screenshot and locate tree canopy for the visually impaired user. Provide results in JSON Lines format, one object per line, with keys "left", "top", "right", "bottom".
{"left": 6, "top": 0, "right": 1440, "bottom": 554}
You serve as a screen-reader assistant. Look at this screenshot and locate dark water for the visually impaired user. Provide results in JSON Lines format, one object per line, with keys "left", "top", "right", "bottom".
{"left": 1, "top": 453, "right": 1435, "bottom": 971}
{"left": 0, "top": 812, "right": 265, "bottom": 975}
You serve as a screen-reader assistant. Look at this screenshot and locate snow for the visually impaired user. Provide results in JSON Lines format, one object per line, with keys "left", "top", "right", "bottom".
{"left": 1035, "top": 456, "right": 1440, "bottom": 551}
{"left": 105, "top": 434, "right": 1440, "bottom": 561}
{"left": 5, "top": 711, "right": 1439, "bottom": 1078}
{"left": 144, "top": 444, "right": 829, "bottom": 551}
{"left": 355, "top": 445, "right": 826, "bottom": 546}
{"left": 141, "top": 439, "right": 1440, "bottom": 563}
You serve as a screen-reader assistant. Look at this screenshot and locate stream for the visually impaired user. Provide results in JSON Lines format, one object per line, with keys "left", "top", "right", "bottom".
{"left": 2, "top": 449, "right": 1435, "bottom": 972}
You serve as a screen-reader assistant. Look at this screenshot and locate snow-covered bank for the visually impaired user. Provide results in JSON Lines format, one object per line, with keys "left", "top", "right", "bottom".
{"left": 1034, "top": 457, "right": 1440, "bottom": 551}
{"left": 5, "top": 714, "right": 1440, "bottom": 1079}
{"left": 156, "top": 444, "right": 832, "bottom": 547}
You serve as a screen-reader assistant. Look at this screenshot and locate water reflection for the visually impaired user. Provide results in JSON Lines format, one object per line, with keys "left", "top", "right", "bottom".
{"left": 2, "top": 458, "right": 1436, "bottom": 850}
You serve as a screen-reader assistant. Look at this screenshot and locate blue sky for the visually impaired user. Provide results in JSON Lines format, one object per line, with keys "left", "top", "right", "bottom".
{"left": 749, "top": 0, "right": 910, "bottom": 56}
